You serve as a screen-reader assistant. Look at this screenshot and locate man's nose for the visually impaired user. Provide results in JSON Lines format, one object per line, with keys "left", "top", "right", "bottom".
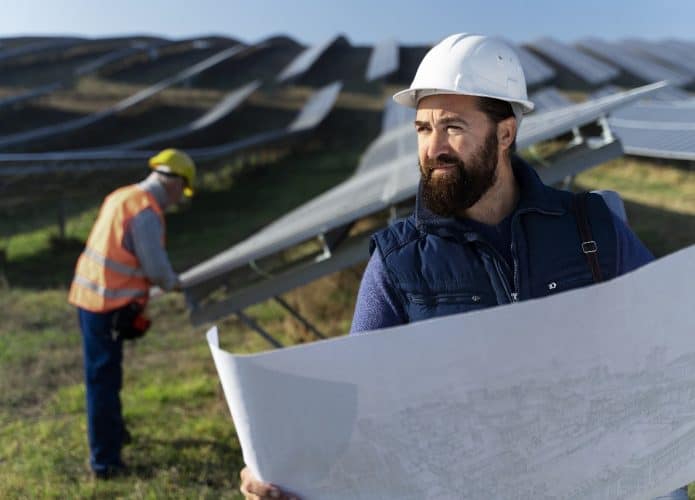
{"left": 426, "top": 128, "right": 451, "bottom": 160}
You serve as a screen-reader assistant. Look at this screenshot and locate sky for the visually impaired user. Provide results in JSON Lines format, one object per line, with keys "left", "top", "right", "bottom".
{"left": 0, "top": 0, "right": 693, "bottom": 47}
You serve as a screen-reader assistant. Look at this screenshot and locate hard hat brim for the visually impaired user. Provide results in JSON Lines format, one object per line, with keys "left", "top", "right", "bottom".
{"left": 393, "top": 88, "right": 535, "bottom": 114}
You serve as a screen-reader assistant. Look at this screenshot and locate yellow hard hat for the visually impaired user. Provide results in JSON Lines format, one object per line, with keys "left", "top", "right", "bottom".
{"left": 148, "top": 148, "right": 196, "bottom": 197}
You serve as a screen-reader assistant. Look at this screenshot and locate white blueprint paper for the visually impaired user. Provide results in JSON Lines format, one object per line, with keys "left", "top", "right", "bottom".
{"left": 207, "top": 245, "right": 695, "bottom": 500}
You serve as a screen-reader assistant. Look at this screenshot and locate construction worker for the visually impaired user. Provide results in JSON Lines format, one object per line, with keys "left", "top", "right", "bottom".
{"left": 68, "top": 148, "right": 195, "bottom": 479}
{"left": 239, "top": 34, "right": 687, "bottom": 499}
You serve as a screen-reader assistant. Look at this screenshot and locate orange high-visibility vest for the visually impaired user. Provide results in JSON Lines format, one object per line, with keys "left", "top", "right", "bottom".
{"left": 68, "top": 185, "right": 165, "bottom": 313}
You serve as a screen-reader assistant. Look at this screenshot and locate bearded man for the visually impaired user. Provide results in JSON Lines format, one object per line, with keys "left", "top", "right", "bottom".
{"left": 238, "top": 34, "right": 684, "bottom": 500}
{"left": 349, "top": 34, "right": 652, "bottom": 333}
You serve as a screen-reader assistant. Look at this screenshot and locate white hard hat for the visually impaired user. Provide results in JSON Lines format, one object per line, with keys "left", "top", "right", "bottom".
{"left": 393, "top": 33, "right": 534, "bottom": 124}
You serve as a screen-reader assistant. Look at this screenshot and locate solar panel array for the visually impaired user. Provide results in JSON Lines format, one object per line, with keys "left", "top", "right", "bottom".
{"left": 577, "top": 37, "right": 693, "bottom": 87}
{"left": 526, "top": 37, "right": 619, "bottom": 85}
{"left": 2, "top": 31, "right": 692, "bottom": 329}
{"left": 181, "top": 83, "right": 664, "bottom": 295}
{"left": 0, "top": 81, "right": 343, "bottom": 175}
{"left": 609, "top": 100, "right": 695, "bottom": 160}
{"left": 620, "top": 39, "right": 695, "bottom": 77}
{"left": 0, "top": 44, "right": 247, "bottom": 152}
{"left": 112, "top": 80, "right": 261, "bottom": 150}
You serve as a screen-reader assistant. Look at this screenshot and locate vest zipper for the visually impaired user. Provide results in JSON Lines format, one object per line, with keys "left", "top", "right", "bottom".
{"left": 511, "top": 213, "right": 521, "bottom": 303}
{"left": 474, "top": 240, "right": 515, "bottom": 303}
{"left": 508, "top": 207, "right": 561, "bottom": 303}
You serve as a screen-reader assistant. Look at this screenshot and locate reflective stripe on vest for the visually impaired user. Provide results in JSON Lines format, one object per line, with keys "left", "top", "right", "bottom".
{"left": 68, "top": 184, "right": 164, "bottom": 313}
{"left": 72, "top": 275, "right": 148, "bottom": 299}
{"left": 82, "top": 247, "right": 145, "bottom": 278}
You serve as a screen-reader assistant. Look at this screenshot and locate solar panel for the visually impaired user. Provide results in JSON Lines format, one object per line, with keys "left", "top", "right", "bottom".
{"left": 74, "top": 41, "right": 166, "bottom": 76}
{"left": 0, "top": 81, "right": 343, "bottom": 175}
{"left": 649, "top": 86, "right": 693, "bottom": 101}
{"left": 529, "top": 87, "right": 573, "bottom": 113}
{"left": 590, "top": 85, "right": 623, "bottom": 100}
{"left": 287, "top": 81, "right": 343, "bottom": 131}
{"left": 179, "top": 82, "right": 665, "bottom": 293}
{"left": 660, "top": 40, "right": 695, "bottom": 69}
{"left": 620, "top": 39, "right": 695, "bottom": 76}
{"left": 0, "top": 45, "right": 247, "bottom": 152}
{"left": 0, "top": 81, "right": 64, "bottom": 111}
{"left": 514, "top": 45, "right": 556, "bottom": 87}
{"left": 0, "top": 40, "right": 167, "bottom": 112}
{"left": 526, "top": 37, "right": 619, "bottom": 85}
{"left": 0, "top": 37, "right": 83, "bottom": 63}
{"left": 608, "top": 100, "right": 695, "bottom": 160}
{"left": 609, "top": 124, "right": 695, "bottom": 161}
{"left": 111, "top": 81, "right": 261, "bottom": 149}
{"left": 277, "top": 36, "right": 340, "bottom": 82}
{"left": 577, "top": 38, "right": 693, "bottom": 87}
{"left": 365, "top": 38, "right": 399, "bottom": 81}
{"left": 593, "top": 84, "right": 692, "bottom": 103}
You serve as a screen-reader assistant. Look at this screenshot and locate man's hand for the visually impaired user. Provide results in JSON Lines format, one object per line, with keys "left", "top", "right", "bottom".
{"left": 239, "top": 467, "right": 300, "bottom": 500}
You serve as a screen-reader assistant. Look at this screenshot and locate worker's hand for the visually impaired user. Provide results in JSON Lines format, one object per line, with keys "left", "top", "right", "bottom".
{"left": 239, "top": 467, "right": 300, "bottom": 500}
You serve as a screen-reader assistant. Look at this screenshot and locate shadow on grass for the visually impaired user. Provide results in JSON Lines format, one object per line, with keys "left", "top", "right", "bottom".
{"left": 622, "top": 199, "right": 695, "bottom": 257}
{"left": 124, "top": 436, "right": 243, "bottom": 487}
{"left": 2, "top": 235, "right": 84, "bottom": 288}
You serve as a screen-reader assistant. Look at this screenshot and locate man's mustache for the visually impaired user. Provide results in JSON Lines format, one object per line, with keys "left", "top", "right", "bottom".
{"left": 422, "top": 154, "right": 465, "bottom": 174}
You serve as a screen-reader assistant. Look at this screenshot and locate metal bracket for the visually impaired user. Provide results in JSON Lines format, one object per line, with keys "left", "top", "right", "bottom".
{"left": 598, "top": 114, "right": 614, "bottom": 143}
{"left": 249, "top": 259, "right": 274, "bottom": 279}
{"left": 539, "top": 138, "right": 624, "bottom": 187}
{"left": 316, "top": 233, "right": 332, "bottom": 261}
{"left": 567, "top": 126, "right": 584, "bottom": 148}
{"left": 236, "top": 310, "right": 283, "bottom": 348}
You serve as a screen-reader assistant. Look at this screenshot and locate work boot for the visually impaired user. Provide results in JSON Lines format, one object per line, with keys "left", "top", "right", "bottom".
{"left": 93, "top": 462, "right": 128, "bottom": 480}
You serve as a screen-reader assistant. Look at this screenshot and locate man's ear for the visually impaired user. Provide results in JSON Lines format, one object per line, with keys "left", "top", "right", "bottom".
{"left": 497, "top": 116, "right": 516, "bottom": 151}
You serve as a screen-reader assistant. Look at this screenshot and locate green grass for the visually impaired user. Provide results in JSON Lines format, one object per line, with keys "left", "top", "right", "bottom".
{"left": 0, "top": 142, "right": 365, "bottom": 498}
{"left": 575, "top": 157, "right": 695, "bottom": 257}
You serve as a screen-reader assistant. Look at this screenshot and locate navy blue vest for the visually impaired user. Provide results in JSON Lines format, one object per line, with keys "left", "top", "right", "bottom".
{"left": 370, "top": 157, "right": 619, "bottom": 323}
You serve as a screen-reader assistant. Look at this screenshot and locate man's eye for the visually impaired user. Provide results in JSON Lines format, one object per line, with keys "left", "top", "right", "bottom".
{"left": 416, "top": 126, "right": 430, "bottom": 133}
{"left": 446, "top": 125, "right": 462, "bottom": 132}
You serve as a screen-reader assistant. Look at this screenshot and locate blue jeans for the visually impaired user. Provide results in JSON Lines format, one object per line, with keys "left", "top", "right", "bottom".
{"left": 78, "top": 307, "right": 125, "bottom": 473}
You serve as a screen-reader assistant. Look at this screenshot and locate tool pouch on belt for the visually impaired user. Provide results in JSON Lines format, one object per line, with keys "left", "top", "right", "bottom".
{"left": 112, "top": 303, "right": 151, "bottom": 341}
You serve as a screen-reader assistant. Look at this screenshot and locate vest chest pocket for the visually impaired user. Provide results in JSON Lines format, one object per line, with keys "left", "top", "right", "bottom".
{"left": 405, "top": 291, "right": 495, "bottom": 321}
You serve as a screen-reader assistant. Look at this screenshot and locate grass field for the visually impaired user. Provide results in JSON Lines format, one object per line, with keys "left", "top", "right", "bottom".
{"left": 1, "top": 145, "right": 695, "bottom": 497}
{"left": 0, "top": 142, "right": 367, "bottom": 498}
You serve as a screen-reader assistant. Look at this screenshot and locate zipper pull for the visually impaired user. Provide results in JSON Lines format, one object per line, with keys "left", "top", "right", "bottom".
{"left": 511, "top": 292, "right": 519, "bottom": 302}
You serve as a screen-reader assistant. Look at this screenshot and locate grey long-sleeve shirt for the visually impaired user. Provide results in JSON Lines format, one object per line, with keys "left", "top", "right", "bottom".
{"left": 121, "top": 178, "right": 179, "bottom": 291}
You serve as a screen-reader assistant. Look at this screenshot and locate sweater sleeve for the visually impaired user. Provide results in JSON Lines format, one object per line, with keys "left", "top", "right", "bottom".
{"left": 125, "top": 208, "right": 180, "bottom": 291}
{"left": 350, "top": 251, "right": 408, "bottom": 334}
{"left": 611, "top": 212, "right": 655, "bottom": 275}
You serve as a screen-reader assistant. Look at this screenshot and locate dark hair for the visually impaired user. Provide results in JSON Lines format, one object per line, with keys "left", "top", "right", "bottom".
{"left": 476, "top": 96, "right": 517, "bottom": 153}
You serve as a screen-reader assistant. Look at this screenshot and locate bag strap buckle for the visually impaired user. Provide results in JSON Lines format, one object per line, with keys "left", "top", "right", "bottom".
{"left": 581, "top": 240, "right": 598, "bottom": 254}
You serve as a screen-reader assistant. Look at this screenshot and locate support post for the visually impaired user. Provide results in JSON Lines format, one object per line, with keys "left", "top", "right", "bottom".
{"left": 274, "top": 296, "right": 325, "bottom": 340}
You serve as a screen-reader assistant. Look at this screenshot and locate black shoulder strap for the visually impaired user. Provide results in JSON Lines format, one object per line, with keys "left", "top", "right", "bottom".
{"left": 573, "top": 192, "right": 604, "bottom": 283}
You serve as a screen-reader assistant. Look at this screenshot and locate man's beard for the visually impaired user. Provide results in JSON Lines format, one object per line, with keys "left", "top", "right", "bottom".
{"left": 420, "top": 130, "right": 499, "bottom": 217}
